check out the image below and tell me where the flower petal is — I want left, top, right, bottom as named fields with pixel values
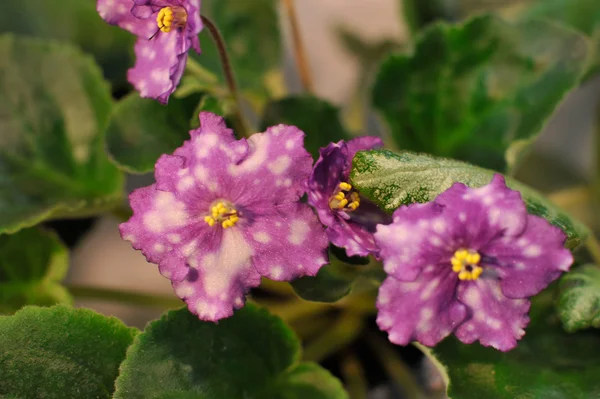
left=128, top=31, right=186, bottom=103
left=455, top=278, right=530, bottom=351
left=98, top=0, right=153, bottom=36
left=375, top=202, right=454, bottom=281
left=173, top=228, right=262, bottom=321
left=435, top=175, right=528, bottom=248
left=120, top=184, right=216, bottom=281
left=308, top=137, right=385, bottom=257
left=483, top=214, right=573, bottom=298
left=244, top=203, right=329, bottom=281
left=377, top=269, right=467, bottom=347
left=346, top=136, right=383, bottom=160
left=228, top=125, right=313, bottom=207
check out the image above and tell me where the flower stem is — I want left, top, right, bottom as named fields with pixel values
left=281, top=0, right=314, bottom=93
left=200, top=15, right=251, bottom=138
left=67, top=284, right=182, bottom=309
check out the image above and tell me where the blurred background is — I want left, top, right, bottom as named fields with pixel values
left=2, top=0, right=599, bottom=398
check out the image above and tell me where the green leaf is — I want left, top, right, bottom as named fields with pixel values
left=350, top=149, right=588, bottom=249
left=425, top=297, right=600, bottom=399
left=0, top=0, right=134, bottom=89
left=106, top=93, right=202, bottom=174
left=292, top=253, right=356, bottom=303
left=522, top=0, right=600, bottom=80
left=372, top=15, right=590, bottom=171
left=0, top=35, right=124, bottom=234
left=196, top=0, right=281, bottom=97
left=0, top=305, right=138, bottom=398
left=261, top=96, right=351, bottom=159
left=0, top=228, right=71, bottom=314
left=558, top=264, right=600, bottom=332
left=114, top=305, right=349, bottom=399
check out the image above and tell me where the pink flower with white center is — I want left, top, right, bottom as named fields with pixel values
left=120, top=112, right=329, bottom=321
left=97, top=0, right=202, bottom=103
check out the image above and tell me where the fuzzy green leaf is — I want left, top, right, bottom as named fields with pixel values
left=558, top=264, right=600, bottom=332
left=106, top=93, right=202, bottom=174
left=0, top=228, right=71, bottom=314
left=372, top=15, right=589, bottom=171
left=0, top=0, right=134, bottom=89
left=0, top=305, right=138, bottom=398
left=114, top=305, right=348, bottom=399
left=0, top=35, right=123, bottom=234
left=350, top=149, right=587, bottom=249
left=426, top=297, right=600, bottom=398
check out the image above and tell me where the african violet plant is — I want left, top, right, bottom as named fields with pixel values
left=1, top=0, right=600, bottom=398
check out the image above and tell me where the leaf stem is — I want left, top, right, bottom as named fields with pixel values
left=200, top=15, right=251, bottom=138
left=67, top=284, right=182, bottom=309
left=303, top=311, right=364, bottom=362
left=341, top=351, right=369, bottom=399
left=281, top=0, right=314, bottom=92
left=366, top=331, right=427, bottom=398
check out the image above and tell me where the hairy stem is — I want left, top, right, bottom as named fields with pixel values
left=201, top=15, right=251, bottom=137
left=281, top=0, right=314, bottom=92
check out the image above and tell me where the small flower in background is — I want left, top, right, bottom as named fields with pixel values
left=97, top=0, right=202, bottom=103
left=307, top=137, right=391, bottom=257
left=375, top=175, right=573, bottom=351
left=120, top=112, right=329, bottom=321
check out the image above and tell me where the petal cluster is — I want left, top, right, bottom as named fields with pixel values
left=375, top=175, right=573, bottom=351
left=97, top=0, right=202, bottom=103
left=120, top=112, right=329, bottom=321
left=307, top=137, right=390, bottom=257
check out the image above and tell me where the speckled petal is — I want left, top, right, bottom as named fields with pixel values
left=243, top=203, right=329, bottom=281
left=375, top=202, right=456, bottom=281
left=455, top=279, right=530, bottom=351
left=172, top=228, right=262, bottom=321
left=97, top=0, right=149, bottom=35
left=377, top=269, right=467, bottom=347
left=435, top=174, right=528, bottom=248
left=483, top=214, right=573, bottom=298
left=128, top=32, right=186, bottom=103
left=229, top=124, right=314, bottom=208
left=119, top=185, right=216, bottom=282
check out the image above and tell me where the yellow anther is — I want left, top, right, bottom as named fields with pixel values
left=334, top=192, right=346, bottom=201
left=337, top=199, right=349, bottom=209
left=348, top=201, right=360, bottom=211
left=204, top=216, right=216, bottom=227
left=206, top=201, right=239, bottom=229
left=451, top=249, right=483, bottom=281
left=465, top=252, right=481, bottom=265
left=350, top=192, right=360, bottom=202
left=339, top=182, right=352, bottom=191
left=155, top=6, right=188, bottom=34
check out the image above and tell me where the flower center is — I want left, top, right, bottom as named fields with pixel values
left=329, top=182, right=360, bottom=211
left=451, top=249, right=483, bottom=281
left=204, top=201, right=239, bottom=229
left=156, top=6, right=187, bottom=33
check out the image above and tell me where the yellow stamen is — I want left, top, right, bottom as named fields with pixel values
left=451, top=248, right=483, bottom=281
left=156, top=6, right=188, bottom=34
left=329, top=181, right=361, bottom=212
left=205, top=201, right=239, bottom=229
left=339, top=182, right=352, bottom=191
